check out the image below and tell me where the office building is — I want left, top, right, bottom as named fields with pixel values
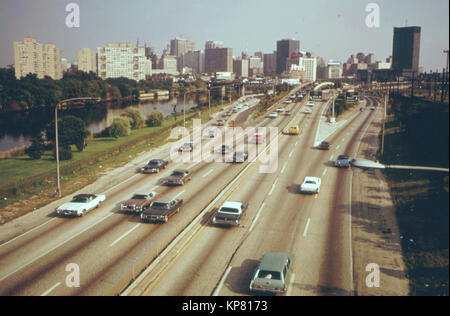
left=233, top=58, right=249, bottom=78
left=97, top=43, right=147, bottom=81
left=264, top=52, right=277, bottom=76
left=276, top=39, right=300, bottom=75
left=205, top=47, right=233, bottom=74
left=182, top=50, right=205, bottom=74
left=392, top=26, right=421, bottom=75
left=77, top=48, right=97, bottom=74
left=205, top=41, right=224, bottom=49
left=299, top=57, right=317, bottom=82
left=327, top=61, right=343, bottom=79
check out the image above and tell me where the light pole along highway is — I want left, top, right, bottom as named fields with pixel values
left=54, top=97, right=101, bottom=197
left=350, top=158, right=449, bottom=173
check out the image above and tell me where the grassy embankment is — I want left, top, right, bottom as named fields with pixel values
left=0, top=105, right=223, bottom=223
left=379, top=94, right=449, bottom=296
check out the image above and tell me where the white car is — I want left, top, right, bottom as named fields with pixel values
left=307, top=102, right=315, bottom=107
left=203, top=129, right=217, bottom=139
left=304, top=108, right=312, bottom=114
left=276, top=107, right=284, bottom=112
left=299, top=177, right=321, bottom=194
left=268, top=112, right=278, bottom=118
left=56, top=194, right=106, bottom=217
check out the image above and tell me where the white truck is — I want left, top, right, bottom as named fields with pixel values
left=212, top=201, right=248, bottom=227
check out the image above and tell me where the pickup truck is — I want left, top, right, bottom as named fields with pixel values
left=212, top=201, right=248, bottom=227
left=56, top=193, right=106, bottom=217
left=140, top=199, right=183, bottom=223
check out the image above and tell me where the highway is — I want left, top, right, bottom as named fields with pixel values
left=0, top=86, right=381, bottom=296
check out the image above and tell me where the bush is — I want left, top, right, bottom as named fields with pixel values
left=121, top=108, right=145, bottom=130
left=25, top=135, right=45, bottom=160
left=109, top=117, right=131, bottom=138
left=146, top=110, right=164, bottom=127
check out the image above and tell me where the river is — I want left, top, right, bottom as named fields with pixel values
left=0, top=96, right=201, bottom=152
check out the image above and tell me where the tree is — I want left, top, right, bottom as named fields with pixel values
left=146, top=110, right=163, bottom=127
left=25, top=133, right=46, bottom=160
left=46, top=115, right=90, bottom=153
left=108, top=117, right=131, bottom=138
left=121, top=108, right=145, bottom=130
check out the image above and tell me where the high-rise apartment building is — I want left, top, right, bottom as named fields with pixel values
left=327, top=61, right=343, bottom=79
left=78, top=48, right=97, bottom=74
left=13, top=37, right=63, bottom=80
left=97, top=43, right=148, bottom=81
left=392, top=26, right=421, bottom=75
left=205, top=47, right=233, bottom=74
left=276, top=39, right=300, bottom=75
left=299, top=57, right=317, bottom=82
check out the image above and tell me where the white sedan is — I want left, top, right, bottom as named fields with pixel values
left=56, top=194, right=106, bottom=217
left=268, top=112, right=278, bottom=118
left=299, top=177, right=321, bottom=194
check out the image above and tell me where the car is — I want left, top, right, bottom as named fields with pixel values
left=307, top=102, right=315, bottom=107
left=249, top=252, right=294, bottom=294
left=276, top=107, right=284, bottom=112
left=335, top=155, right=351, bottom=168
left=212, top=201, right=248, bottom=226
left=283, top=110, right=292, bottom=116
left=56, top=194, right=106, bottom=217
left=252, top=133, right=265, bottom=144
left=120, top=192, right=157, bottom=213
left=161, top=169, right=192, bottom=186
left=203, top=129, right=217, bottom=139
left=370, top=107, right=376, bottom=110
left=215, top=144, right=233, bottom=155
left=232, top=108, right=238, bottom=113
left=140, top=159, right=168, bottom=174
left=228, top=151, right=248, bottom=163
left=216, top=120, right=225, bottom=126
left=318, top=141, right=331, bottom=150
left=304, top=108, right=312, bottom=114
left=283, top=100, right=292, bottom=104
left=140, top=199, right=183, bottom=223
left=300, top=177, right=321, bottom=194
left=268, top=112, right=278, bottom=118
left=284, top=125, right=300, bottom=135
left=178, top=142, right=194, bottom=152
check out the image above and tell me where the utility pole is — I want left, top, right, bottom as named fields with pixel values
left=381, top=93, right=387, bottom=156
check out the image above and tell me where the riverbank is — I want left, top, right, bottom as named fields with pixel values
left=0, top=103, right=223, bottom=222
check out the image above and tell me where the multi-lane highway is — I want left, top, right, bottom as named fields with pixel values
left=0, top=87, right=381, bottom=296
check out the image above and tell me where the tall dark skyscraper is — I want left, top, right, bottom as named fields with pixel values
left=392, top=26, right=421, bottom=75
left=276, top=39, right=300, bottom=75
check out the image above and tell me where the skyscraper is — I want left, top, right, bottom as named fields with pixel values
left=204, top=47, right=233, bottom=74
left=392, top=26, right=421, bottom=75
left=78, top=48, right=97, bottom=74
left=276, top=39, right=300, bottom=75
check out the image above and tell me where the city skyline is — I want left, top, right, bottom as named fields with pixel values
left=0, top=0, right=449, bottom=72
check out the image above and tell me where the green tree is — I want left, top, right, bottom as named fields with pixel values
left=108, top=117, right=131, bottom=138
left=121, top=108, right=145, bottom=130
left=25, top=133, right=46, bottom=160
left=146, top=110, right=163, bottom=127
left=46, top=115, right=90, bottom=153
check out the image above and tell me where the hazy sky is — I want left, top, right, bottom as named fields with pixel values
left=0, top=0, right=448, bottom=71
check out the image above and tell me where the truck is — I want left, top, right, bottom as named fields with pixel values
left=212, top=201, right=248, bottom=227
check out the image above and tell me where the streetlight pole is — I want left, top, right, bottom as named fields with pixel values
left=55, top=103, right=61, bottom=197
left=183, top=92, right=186, bottom=128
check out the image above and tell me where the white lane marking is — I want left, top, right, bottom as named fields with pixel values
left=287, top=273, right=296, bottom=296
left=342, top=138, right=345, bottom=142
left=314, top=194, right=318, bottom=199
left=213, top=266, right=232, bottom=296
left=172, top=189, right=186, bottom=200
left=268, top=178, right=278, bottom=196
left=295, top=141, right=299, bottom=146
left=249, top=202, right=266, bottom=232
left=0, top=213, right=114, bottom=282
left=0, top=218, right=57, bottom=249
left=41, top=282, right=61, bottom=296
left=186, top=161, right=201, bottom=170
left=322, top=168, right=328, bottom=177
left=336, top=145, right=341, bottom=150
left=289, top=150, right=294, bottom=158
left=110, top=223, right=141, bottom=247
left=202, top=169, right=214, bottom=178
left=281, top=162, right=287, bottom=174
left=330, top=154, right=334, bottom=161
left=101, top=173, right=140, bottom=195
left=303, top=218, right=311, bottom=237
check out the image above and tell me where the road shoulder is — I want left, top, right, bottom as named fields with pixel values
left=351, top=105, right=410, bottom=296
